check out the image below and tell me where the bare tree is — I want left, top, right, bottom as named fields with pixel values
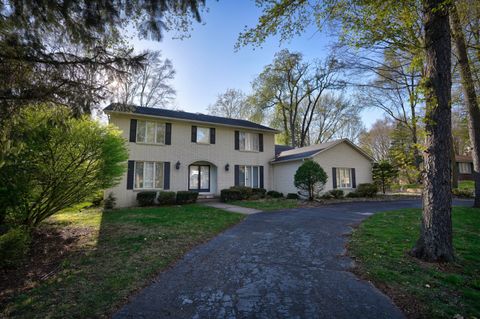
left=207, top=89, right=253, bottom=119
left=114, top=51, right=176, bottom=108
left=359, top=118, right=394, bottom=161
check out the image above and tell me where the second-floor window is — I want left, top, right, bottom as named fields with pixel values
left=136, top=120, right=165, bottom=144
left=239, top=132, right=259, bottom=152
left=196, top=127, right=210, bottom=144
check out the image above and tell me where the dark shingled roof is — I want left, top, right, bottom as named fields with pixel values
left=104, top=104, right=278, bottom=132
left=275, top=144, right=294, bottom=156
left=272, top=149, right=322, bottom=163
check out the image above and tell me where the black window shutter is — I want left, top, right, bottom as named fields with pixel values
left=351, top=168, right=356, bottom=188
left=129, top=119, right=137, bottom=142
left=234, top=165, right=240, bottom=186
left=164, top=162, right=170, bottom=190
left=259, top=134, right=264, bottom=152
left=332, top=167, right=337, bottom=189
left=234, top=131, right=239, bottom=150
left=165, top=123, right=172, bottom=145
left=191, top=126, right=197, bottom=143
left=210, top=128, right=216, bottom=144
left=260, top=166, right=264, bottom=188
left=471, top=162, right=475, bottom=174
left=127, top=160, right=134, bottom=189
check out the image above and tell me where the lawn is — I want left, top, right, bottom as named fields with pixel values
left=1, top=203, right=244, bottom=319
left=230, top=198, right=300, bottom=211
left=459, top=180, right=474, bottom=190
left=349, top=207, right=480, bottom=318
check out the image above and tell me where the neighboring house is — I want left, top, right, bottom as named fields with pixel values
left=104, top=105, right=373, bottom=207
left=456, top=155, right=474, bottom=181
left=104, top=105, right=278, bottom=207
left=271, top=139, right=374, bottom=195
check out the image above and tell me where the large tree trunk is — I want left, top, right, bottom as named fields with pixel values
left=411, top=0, right=454, bottom=262
left=450, top=4, right=480, bottom=208
left=451, top=135, right=458, bottom=189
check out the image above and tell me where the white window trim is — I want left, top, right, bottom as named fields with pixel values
left=136, top=120, right=166, bottom=145
left=134, top=161, right=164, bottom=190
left=239, top=131, right=260, bottom=152
left=196, top=126, right=211, bottom=145
left=336, top=167, right=353, bottom=189
left=239, top=165, right=261, bottom=188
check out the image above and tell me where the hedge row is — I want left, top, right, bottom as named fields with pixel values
left=220, top=187, right=290, bottom=202
left=136, top=191, right=199, bottom=206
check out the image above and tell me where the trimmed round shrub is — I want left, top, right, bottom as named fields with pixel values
left=286, top=193, right=299, bottom=199
left=136, top=191, right=157, bottom=206
left=0, top=227, right=31, bottom=269
left=356, top=183, right=378, bottom=197
left=329, top=189, right=344, bottom=199
left=104, top=193, right=116, bottom=209
left=158, top=191, right=176, bottom=205
left=251, top=188, right=267, bottom=199
left=346, top=191, right=360, bottom=198
left=267, top=190, right=284, bottom=198
left=452, top=188, right=473, bottom=198
left=176, top=191, right=199, bottom=204
left=229, top=186, right=253, bottom=200
left=221, top=189, right=242, bottom=202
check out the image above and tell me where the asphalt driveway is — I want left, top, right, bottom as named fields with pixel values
left=113, top=199, right=472, bottom=319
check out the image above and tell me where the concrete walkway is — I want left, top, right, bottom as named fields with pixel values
left=203, top=201, right=262, bottom=215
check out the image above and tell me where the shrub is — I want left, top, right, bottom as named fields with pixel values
left=356, top=183, right=378, bottom=197
left=229, top=186, right=253, bottom=199
left=221, top=189, right=243, bottom=202
left=136, top=191, right=157, bottom=206
left=294, top=160, right=327, bottom=200
left=286, top=193, right=299, bottom=199
left=321, top=193, right=334, bottom=199
left=176, top=191, right=199, bottom=204
left=329, top=189, right=344, bottom=199
left=157, top=191, right=177, bottom=205
left=346, top=191, right=360, bottom=198
left=251, top=188, right=267, bottom=199
left=267, top=190, right=284, bottom=198
left=90, top=191, right=104, bottom=207
left=372, top=160, right=398, bottom=194
left=104, top=193, right=116, bottom=209
left=452, top=188, right=473, bottom=198
left=0, top=227, right=31, bottom=268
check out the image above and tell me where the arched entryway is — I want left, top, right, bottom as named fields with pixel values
left=188, top=161, right=217, bottom=195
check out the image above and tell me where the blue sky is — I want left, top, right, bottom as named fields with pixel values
left=130, top=1, right=383, bottom=128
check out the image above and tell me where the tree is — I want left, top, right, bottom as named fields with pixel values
left=207, top=89, right=253, bottom=119
left=114, top=51, right=176, bottom=108
left=372, top=160, right=398, bottom=194
left=294, top=160, right=328, bottom=201
left=389, top=122, right=421, bottom=184
left=250, top=49, right=343, bottom=147
left=359, top=118, right=394, bottom=161
left=0, top=105, right=128, bottom=228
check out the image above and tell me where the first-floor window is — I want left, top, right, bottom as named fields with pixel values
left=459, top=162, right=472, bottom=174
left=239, top=165, right=260, bottom=187
left=135, top=161, right=164, bottom=189
left=336, top=168, right=352, bottom=188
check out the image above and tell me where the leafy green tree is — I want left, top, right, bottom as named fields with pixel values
left=0, top=105, right=128, bottom=228
left=372, top=161, right=398, bottom=194
left=294, top=160, right=328, bottom=200
left=389, top=122, right=421, bottom=184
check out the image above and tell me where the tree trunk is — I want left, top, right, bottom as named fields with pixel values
left=451, top=135, right=458, bottom=189
left=411, top=0, right=454, bottom=262
left=450, top=4, right=480, bottom=208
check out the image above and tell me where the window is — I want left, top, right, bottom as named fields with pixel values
left=239, top=132, right=259, bottom=151
left=459, top=162, right=472, bottom=174
left=134, top=161, right=164, bottom=189
left=239, top=165, right=260, bottom=187
left=336, top=168, right=352, bottom=188
left=196, top=127, right=210, bottom=144
left=136, top=120, right=165, bottom=144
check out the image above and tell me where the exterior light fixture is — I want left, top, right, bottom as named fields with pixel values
left=175, top=161, right=181, bottom=170
left=225, top=163, right=230, bottom=171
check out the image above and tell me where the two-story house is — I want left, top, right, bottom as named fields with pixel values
left=104, top=105, right=278, bottom=207
left=105, top=105, right=374, bottom=208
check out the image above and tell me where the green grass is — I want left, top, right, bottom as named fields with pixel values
left=459, top=180, right=474, bottom=190
left=2, top=204, right=244, bottom=318
left=230, top=198, right=300, bottom=211
left=349, top=206, right=480, bottom=318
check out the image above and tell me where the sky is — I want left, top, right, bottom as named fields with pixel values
left=129, top=1, right=384, bottom=129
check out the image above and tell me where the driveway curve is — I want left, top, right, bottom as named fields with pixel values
left=113, top=199, right=472, bottom=319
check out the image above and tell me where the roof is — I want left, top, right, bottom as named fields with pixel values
left=271, top=139, right=373, bottom=164
left=455, top=154, right=473, bottom=162
left=275, top=144, right=294, bottom=156
left=104, top=104, right=278, bottom=132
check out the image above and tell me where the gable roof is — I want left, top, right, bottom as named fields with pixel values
left=275, top=144, right=294, bottom=156
left=104, top=104, right=278, bottom=132
left=271, top=139, right=373, bottom=164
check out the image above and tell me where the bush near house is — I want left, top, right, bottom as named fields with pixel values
left=355, top=183, right=378, bottom=197
left=252, top=187, right=267, bottom=199
left=452, top=188, right=474, bottom=198
left=157, top=191, right=177, bottom=205
left=220, top=187, right=267, bottom=202
left=267, top=190, right=284, bottom=198
left=176, top=191, right=199, bottom=204
left=328, top=189, right=344, bottom=199
left=221, top=189, right=243, bottom=202
left=294, top=160, right=327, bottom=201
left=286, top=193, right=299, bottom=199
left=136, top=191, right=157, bottom=206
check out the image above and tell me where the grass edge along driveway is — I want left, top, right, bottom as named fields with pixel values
left=1, top=204, right=244, bottom=319
left=349, top=206, right=480, bottom=319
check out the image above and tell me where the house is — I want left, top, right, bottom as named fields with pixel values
left=271, top=139, right=374, bottom=195
left=104, top=105, right=373, bottom=207
left=456, top=155, right=474, bottom=181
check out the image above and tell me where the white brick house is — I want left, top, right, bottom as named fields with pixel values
left=104, top=105, right=373, bottom=207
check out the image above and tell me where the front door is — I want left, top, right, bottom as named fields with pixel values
left=189, top=165, right=210, bottom=192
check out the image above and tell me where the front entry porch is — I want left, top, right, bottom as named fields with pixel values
left=188, top=161, right=217, bottom=198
